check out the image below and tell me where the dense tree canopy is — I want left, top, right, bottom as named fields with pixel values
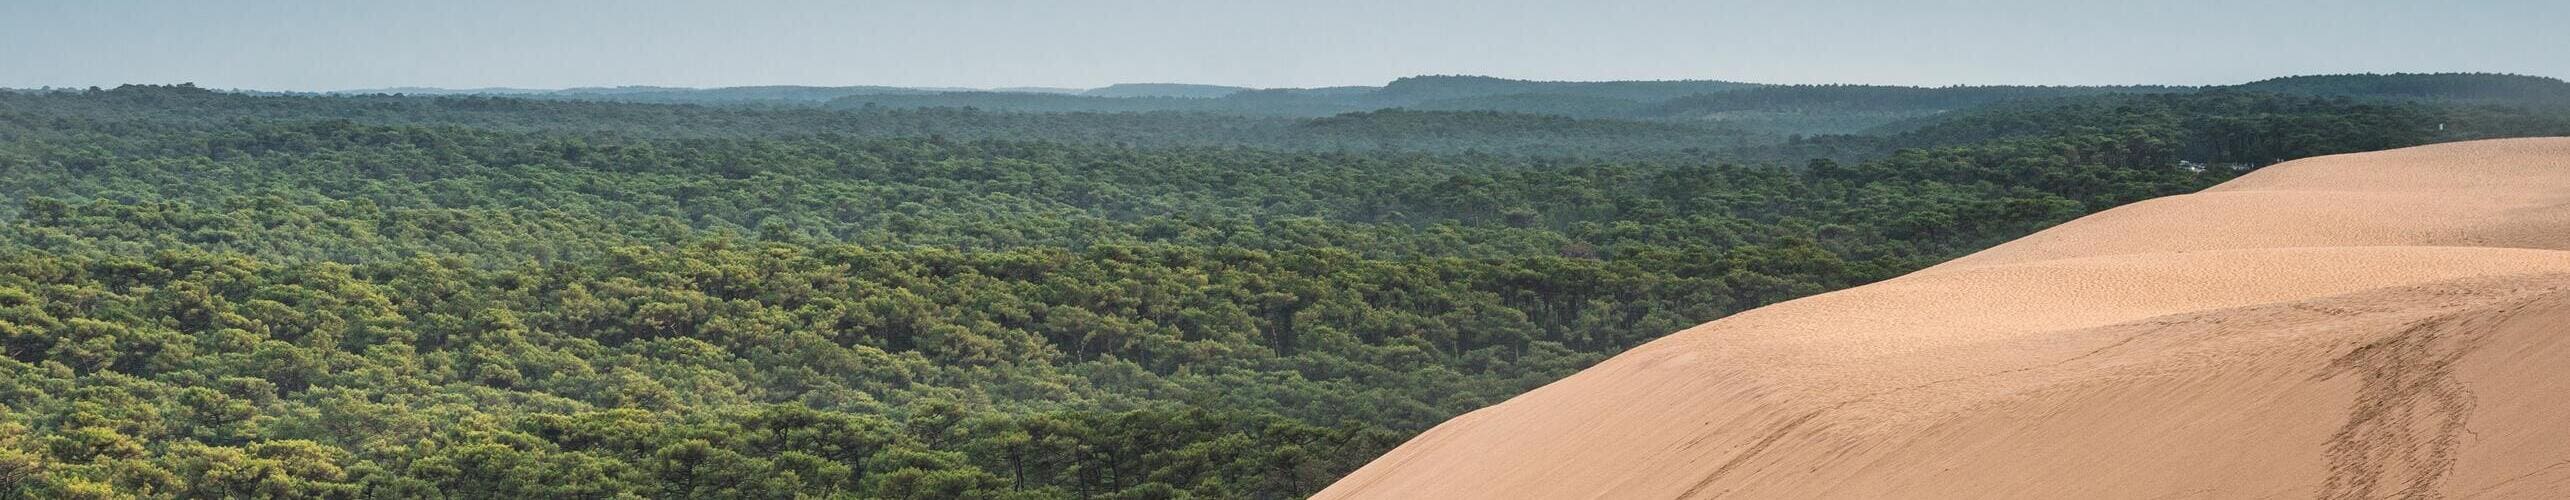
left=0, top=81, right=2560, bottom=498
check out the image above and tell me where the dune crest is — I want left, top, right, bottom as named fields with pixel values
left=1318, top=138, right=2570, bottom=499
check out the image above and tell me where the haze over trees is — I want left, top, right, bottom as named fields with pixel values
left=0, top=74, right=2564, bottom=498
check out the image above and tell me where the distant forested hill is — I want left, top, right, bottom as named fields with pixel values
left=818, top=76, right=2192, bottom=135
left=319, top=73, right=2569, bottom=139
left=822, top=76, right=2226, bottom=135
left=338, top=85, right=941, bottom=103
left=4, top=85, right=1755, bottom=157
left=823, top=76, right=1768, bottom=118
left=1080, top=83, right=1251, bottom=98
left=1648, top=84, right=2193, bottom=135
left=1369, top=75, right=1762, bottom=102
left=2230, top=73, right=2570, bottom=104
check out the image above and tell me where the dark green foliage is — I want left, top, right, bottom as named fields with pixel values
left=300, top=72, right=2565, bottom=141
left=1396, top=94, right=1647, bottom=119
left=2230, top=73, right=2570, bottom=105
left=1650, top=84, right=2189, bottom=136
left=0, top=79, right=2557, bottom=498
left=1657, top=85, right=2183, bottom=115
left=5, top=84, right=1744, bottom=158
left=1821, top=90, right=2570, bottom=167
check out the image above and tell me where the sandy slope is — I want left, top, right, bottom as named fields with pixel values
left=1317, top=138, right=2570, bottom=499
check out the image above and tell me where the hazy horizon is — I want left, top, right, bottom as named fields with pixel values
left=32, top=71, right=2570, bottom=95
left=6, top=0, right=2566, bottom=91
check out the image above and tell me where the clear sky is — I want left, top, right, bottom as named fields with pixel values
left=4, top=0, right=2562, bottom=91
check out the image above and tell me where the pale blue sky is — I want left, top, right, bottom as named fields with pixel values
left=3, top=0, right=2561, bottom=90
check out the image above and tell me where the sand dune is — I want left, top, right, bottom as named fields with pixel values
left=1317, top=138, right=2570, bottom=499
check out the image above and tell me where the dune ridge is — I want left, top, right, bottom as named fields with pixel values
left=1317, top=138, right=2570, bottom=499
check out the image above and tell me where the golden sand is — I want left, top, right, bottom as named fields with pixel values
left=1318, top=138, right=2570, bottom=499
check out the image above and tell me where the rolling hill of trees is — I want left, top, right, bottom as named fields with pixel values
left=2230, top=73, right=2570, bottom=104
left=0, top=77, right=2563, bottom=498
left=8, top=85, right=1758, bottom=157
left=1080, top=84, right=1251, bottom=99
left=315, top=73, right=2566, bottom=139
